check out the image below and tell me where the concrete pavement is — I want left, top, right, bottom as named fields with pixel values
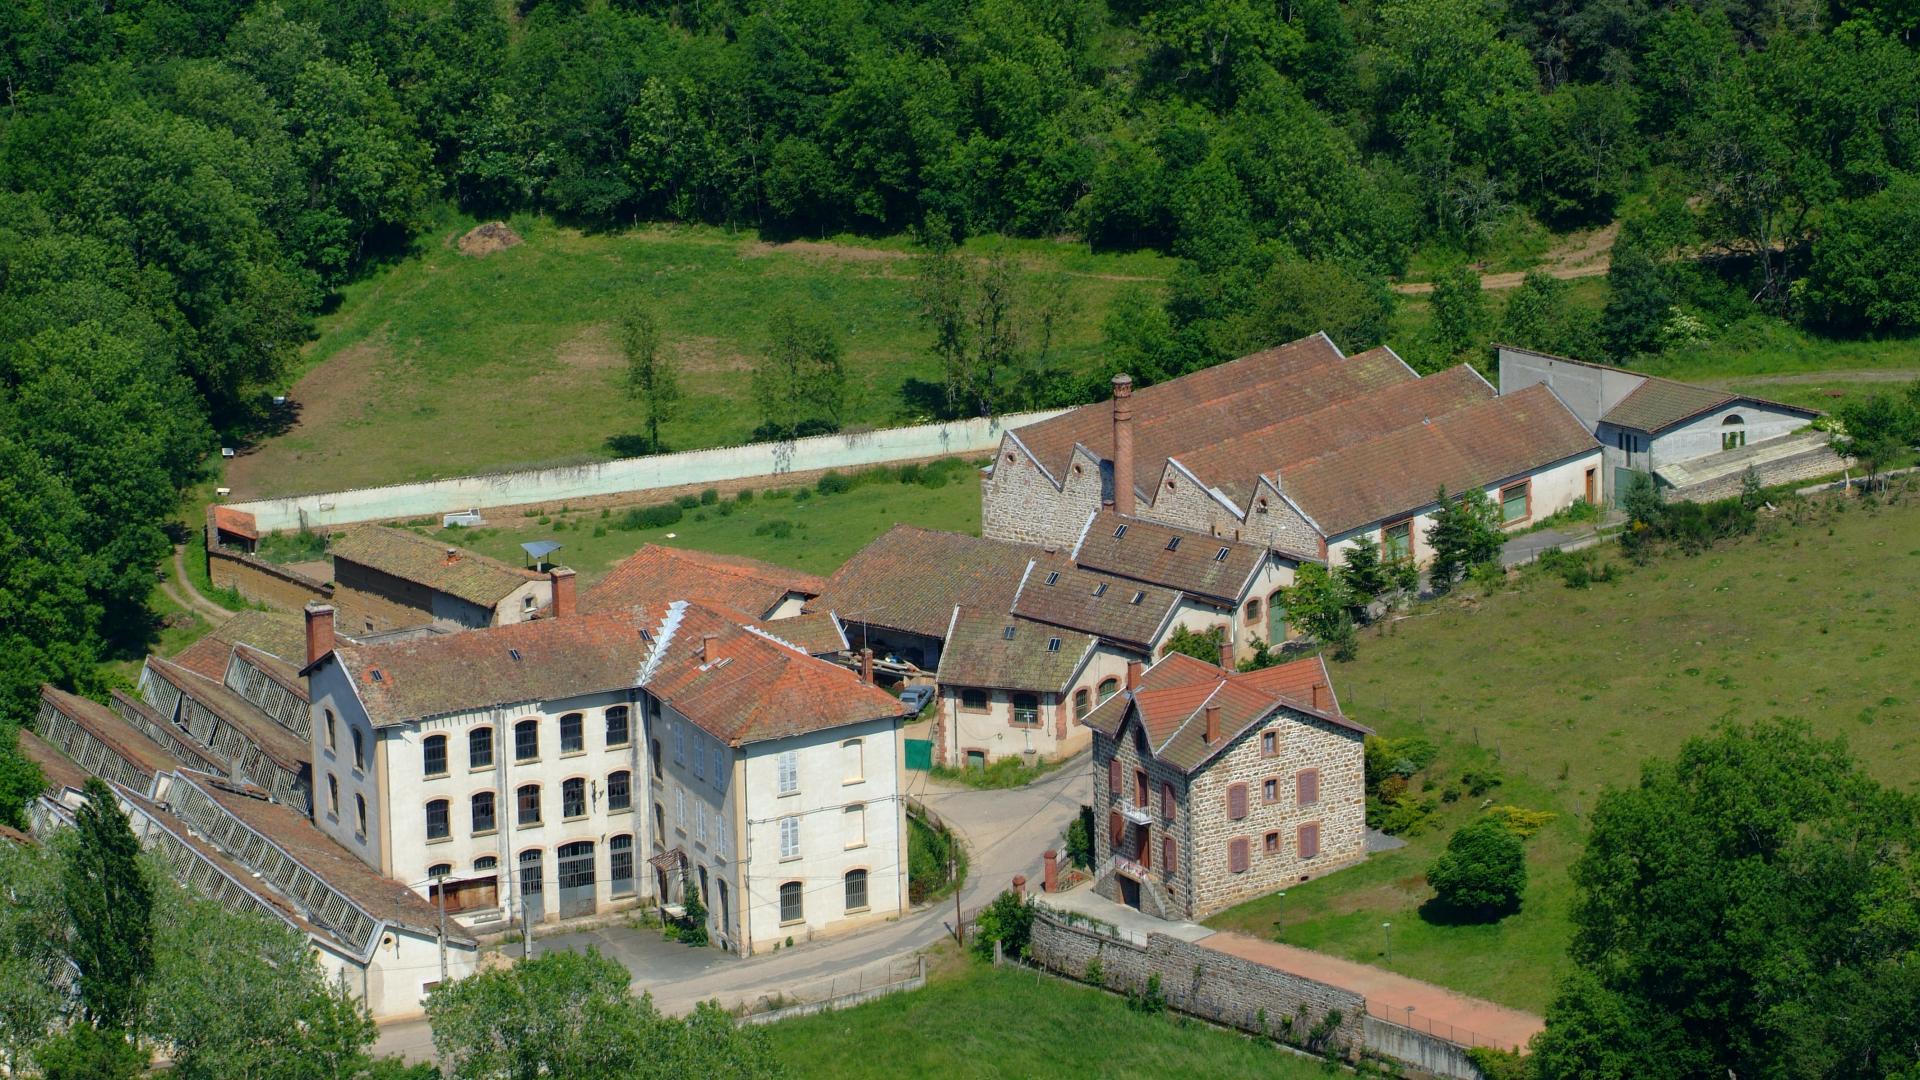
left=373, top=757, right=1091, bottom=1060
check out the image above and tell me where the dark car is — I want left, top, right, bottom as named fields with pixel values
left=897, top=684, right=935, bottom=714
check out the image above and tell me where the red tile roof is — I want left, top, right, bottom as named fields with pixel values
left=752, top=611, right=848, bottom=656
left=1081, top=653, right=1364, bottom=774
left=1281, top=384, right=1600, bottom=535
left=810, top=526, right=1039, bottom=640
left=212, top=506, right=259, bottom=541
left=585, top=544, right=825, bottom=619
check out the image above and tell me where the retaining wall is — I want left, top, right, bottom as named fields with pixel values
left=1669, top=444, right=1846, bottom=503
left=1364, top=1015, right=1486, bottom=1080
left=207, top=549, right=331, bottom=610
left=226, top=410, right=1064, bottom=532
left=1027, top=911, right=1365, bottom=1054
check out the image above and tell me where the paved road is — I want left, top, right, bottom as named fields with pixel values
left=373, top=758, right=1091, bottom=1060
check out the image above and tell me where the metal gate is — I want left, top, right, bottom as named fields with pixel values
left=904, top=738, right=932, bottom=771
left=558, top=841, right=597, bottom=919
left=519, top=850, right=545, bottom=922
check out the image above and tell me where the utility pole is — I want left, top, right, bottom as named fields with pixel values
left=951, top=853, right=963, bottom=946
left=435, top=869, right=449, bottom=985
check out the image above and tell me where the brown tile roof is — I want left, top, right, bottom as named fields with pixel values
left=752, top=611, right=848, bottom=656
left=937, top=609, right=1098, bottom=692
left=642, top=603, right=908, bottom=745
left=38, top=685, right=180, bottom=780
left=186, top=775, right=472, bottom=942
left=328, top=525, right=541, bottom=608
left=1010, top=336, right=1414, bottom=484
left=230, top=644, right=308, bottom=702
left=1600, top=378, right=1737, bottom=433
left=1281, top=384, right=1600, bottom=536
left=108, top=690, right=231, bottom=775
left=172, top=610, right=312, bottom=679
left=585, top=544, right=825, bottom=619
left=1082, top=653, right=1365, bottom=774
left=1171, top=364, right=1496, bottom=506
left=212, top=506, right=259, bottom=541
left=143, top=658, right=313, bottom=771
left=170, top=636, right=236, bottom=682
left=810, top=526, right=1038, bottom=640
left=16, top=728, right=89, bottom=793
left=1008, top=557, right=1180, bottom=651
left=1072, top=512, right=1269, bottom=605
left=333, top=607, right=660, bottom=727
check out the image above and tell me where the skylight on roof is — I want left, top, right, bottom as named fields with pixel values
left=1165, top=537, right=1181, bottom=552
left=1003, top=625, right=1017, bottom=640
left=1044, top=571, right=1059, bottom=586
left=1047, top=637, right=1062, bottom=652
left=370, top=669, right=384, bottom=682
left=508, top=648, right=523, bottom=662
left=1093, top=582, right=1108, bottom=597
left=1113, top=524, right=1128, bottom=538
left=1130, top=591, right=1145, bottom=605
left=1214, top=547, right=1230, bottom=562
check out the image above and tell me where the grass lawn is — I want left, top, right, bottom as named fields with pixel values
left=1208, top=490, right=1920, bottom=1014
left=392, top=466, right=983, bottom=583
left=232, top=213, right=1168, bottom=498
left=763, top=956, right=1341, bottom=1079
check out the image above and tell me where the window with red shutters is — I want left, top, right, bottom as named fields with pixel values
left=1110, top=811, right=1124, bottom=850
left=1298, top=769, right=1320, bottom=806
left=1160, top=782, right=1176, bottom=821
left=1226, top=782, right=1248, bottom=820
left=1228, top=838, right=1250, bottom=873
left=1108, top=757, right=1121, bottom=795
left=1162, top=835, right=1175, bottom=871
left=1135, top=769, right=1148, bottom=807
left=1298, top=822, right=1321, bottom=859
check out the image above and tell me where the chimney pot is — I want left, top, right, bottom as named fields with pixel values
left=860, top=648, right=875, bottom=685
left=1204, top=703, right=1221, bottom=745
left=1111, top=374, right=1135, bottom=516
left=548, top=567, right=576, bottom=619
left=1125, top=660, right=1143, bottom=691
left=304, top=603, right=335, bottom=667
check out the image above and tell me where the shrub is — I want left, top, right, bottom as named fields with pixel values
left=679, top=881, right=709, bottom=947
left=971, top=889, right=1034, bottom=962
left=753, top=520, right=794, bottom=540
left=736, top=490, right=754, bottom=504
left=1426, top=817, right=1528, bottom=918
left=1486, top=804, right=1557, bottom=838
left=675, top=494, right=699, bottom=509
left=1466, top=1046, right=1532, bottom=1080
left=615, top=503, right=684, bottom=530
left=794, top=488, right=812, bottom=502
left=1084, top=956, right=1105, bottom=987
left=1066, top=805, right=1095, bottom=869
left=816, top=470, right=853, bottom=495
left=699, top=488, right=719, bottom=505
left=1129, top=972, right=1166, bottom=1014
left=895, top=462, right=922, bottom=485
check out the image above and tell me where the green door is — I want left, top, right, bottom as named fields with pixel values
left=904, top=739, right=932, bottom=771
left=1612, top=467, right=1644, bottom=507
left=1266, top=592, right=1287, bottom=643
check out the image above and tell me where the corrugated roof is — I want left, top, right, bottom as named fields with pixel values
left=1009, top=557, right=1180, bottom=651
left=1082, top=653, right=1365, bottom=774
left=810, top=526, right=1038, bottom=640
left=1073, top=512, right=1268, bottom=604
left=937, top=609, right=1097, bottom=692
left=1281, top=384, right=1600, bottom=535
left=329, top=526, right=541, bottom=608
left=585, top=544, right=826, bottom=619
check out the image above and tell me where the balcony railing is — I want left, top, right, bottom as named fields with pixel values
left=1121, top=804, right=1153, bottom=826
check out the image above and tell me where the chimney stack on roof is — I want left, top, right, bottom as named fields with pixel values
left=444, top=546, right=460, bottom=564
left=1111, top=374, right=1135, bottom=517
left=860, top=648, right=874, bottom=685
left=1125, top=660, right=1143, bottom=692
left=1217, top=637, right=1232, bottom=671
left=702, top=633, right=719, bottom=664
left=1310, top=683, right=1326, bottom=711
left=548, top=567, right=576, bottom=618
left=1204, top=703, right=1221, bottom=745
left=304, top=603, right=335, bottom=667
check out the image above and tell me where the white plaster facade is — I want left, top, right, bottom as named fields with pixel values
left=1322, top=449, right=1602, bottom=569
left=934, top=643, right=1133, bottom=767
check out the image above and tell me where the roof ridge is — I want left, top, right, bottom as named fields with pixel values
left=1157, top=678, right=1228, bottom=756
left=638, top=601, right=688, bottom=685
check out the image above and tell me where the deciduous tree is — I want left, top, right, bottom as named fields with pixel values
left=1425, top=816, right=1527, bottom=918
left=619, top=300, right=681, bottom=452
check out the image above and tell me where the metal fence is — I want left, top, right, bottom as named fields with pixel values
left=1365, top=998, right=1518, bottom=1052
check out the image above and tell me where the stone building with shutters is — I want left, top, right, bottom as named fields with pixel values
left=301, top=580, right=911, bottom=955
left=1082, top=651, right=1367, bottom=921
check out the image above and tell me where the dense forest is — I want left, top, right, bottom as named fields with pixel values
left=0, top=0, right=1917, bottom=817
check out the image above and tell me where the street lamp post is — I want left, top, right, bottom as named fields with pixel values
left=434, top=868, right=449, bottom=985
left=1271, top=891, right=1286, bottom=941
left=1382, top=921, right=1392, bottom=963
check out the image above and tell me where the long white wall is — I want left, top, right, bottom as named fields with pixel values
left=229, top=410, right=1067, bottom=533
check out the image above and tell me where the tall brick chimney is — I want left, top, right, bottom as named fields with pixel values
left=702, top=633, right=719, bottom=664
left=304, top=603, right=335, bottom=666
left=1111, top=374, right=1135, bottom=517
left=1310, top=683, right=1326, bottom=711
left=1203, top=703, right=1220, bottom=745
left=548, top=567, right=576, bottom=618
left=860, top=648, right=874, bottom=685
left=1125, top=660, right=1143, bottom=691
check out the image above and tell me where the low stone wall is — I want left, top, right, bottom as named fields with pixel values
left=1027, top=911, right=1365, bottom=1055
left=1670, top=444, right=1845, bottom=503
left=1365, top=1015, right=1485, bottom=1080
left=208, top=548, right=331, bottom=611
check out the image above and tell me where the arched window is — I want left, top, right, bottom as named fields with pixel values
left=1097, top=677, right=1120, bottom=703
left=607, top=770, right=632, bottom=812
left=426, top=799, right=450, bottom=840
left=605, top=706, right=630, bottom=748
left=845, top=869, right=869, bottom=912
left=354, top=794, right=367, bottom=836
left=469, top=727, right=493, bottom=770
left=428, top=862, right=451, bottom=878
left=562, top=778, right=587, bottom=819
left=423, top=734, right=448, bottom=777
left=1011, top=694, right=1039, bottom=725
left=779, top=881, right=804, bottom=924
left=326, top=774, right=339, bottom=815
left=514, top=719, right=539, bottom=762
left=474, top=855, right=497, bottom=871
left=609, top=835, right=635, bottom=895
left=560, top=712, right=584, bottom=754
left=471, top=791, right=496, bottom=833
left=844, top=803, right=866, bottom=848
left=1723, top=414, right=1746, bottom=426
left=517, top=784, right=541, bottom=825
left=351, top=728, right=366, bottom=771
left=1722, top=414, right=1747, bottom=450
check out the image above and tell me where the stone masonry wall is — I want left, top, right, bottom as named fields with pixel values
left=980, top=438, right=1106, bottom=548
left=1187, top=711, right=1366, bottom=919
left=1093, top=726, right=1195, bottom=918
left=207, top=548, right=332, bottom=611
left=1669, top=444, right=1845, bottom=503
left=1029, top=911, right=1365, bottom=1054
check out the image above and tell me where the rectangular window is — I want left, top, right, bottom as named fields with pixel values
left=1108, top=757, right=1121, bottom=796
left=517, top=785, right=541, bottom=826
left=1226, top=783, right=1248, bottom=820
left=844, top=739, right=863, bottom=783
left=779, top=815, right=800, bottom=859
left=1264, top=830, right=1281, bottom=855
left=711, top=745, right=724, bottom=785
left=469, top=728, right=493, bottom=770
left=1109, top=810, right=1123, bottom=851
left=514, top=721, right=538, bottom=762
left=675, top=787, right=685, bottom=831
left=562, top=778, right=586, bottom=819
left=1298, top=822, right=1321, bottom=859
left=960, top=689, right=989, bottom=712
left=605, top=706, right=630, bottom=747
left=693, top=735, right=705, bottom=780
left=674, top=724, right=685, bottom=764
left=1134, top=769, right=1148, bottom=808
left=1228, top=837, right=1250, bottom=873
left=1298, top=769, right=1320, bottom=806
left=1500, top=481, right=1530, bottom=524
left=1383, top=519, right=1413, bottom=562
left=696, top=804, right=707, bottom=846
left=845, top=803, right=866, bottom=848
left=777, top=751, right=798, bottom=795
left=1160, top=782, right=1176, bottom=821
left=610, top=835, right=634, bottom=895
left=1262, top=777, right=1279, bottom=803
left=560, top=713, right=584, bottom=754
left=423, top=737, right=447, bottom=777
left=1161, top=835, right=1175, bottom=871
left=1261, top=731, right=1278, bottom=757
left=608, top=771, right=631, bottom=812
left=471, top=792, right=496, bottom=833
left=426, top=800, right=449, bottom=841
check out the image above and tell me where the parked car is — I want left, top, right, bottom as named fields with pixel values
left=897, top=684, right=934, bottom=714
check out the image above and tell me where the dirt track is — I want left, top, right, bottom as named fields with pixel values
left=1394, top=223, right=1617, bottom=295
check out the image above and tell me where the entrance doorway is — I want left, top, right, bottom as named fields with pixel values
left=558, top=841, right=597, bottom=918
left=519, top=849, right=545, bottom=922
left=1118, top=875, right=1141, bottom=910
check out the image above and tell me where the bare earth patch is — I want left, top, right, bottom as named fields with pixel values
left=458, top=221, right=523, bottom=257
left=224, top=336, right=390, bottom=499
left=1396, top=222, right=1619, bottom=295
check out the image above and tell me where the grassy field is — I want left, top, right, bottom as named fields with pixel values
left=232, top=214, right=1168, bottom=498
left=764, top=956, right=1341, bottom=1079
left=1208, top=488, right=1920, bottom=1013
left=383, top=464, right=983, bottom=583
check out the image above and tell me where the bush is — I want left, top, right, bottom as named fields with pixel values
left=752, top=520, right=795, bottom=540
left=736, top=490, right=754, bottom=504
left=816, top=470, right=853, bottom=495
left=907, top=814, right=964, bottom=904
left=675, top=494, right=699, bottom=509
left=679, top=881, right=709, bottom=947
left=971, top=889, right=1034, bottom=962
left=615, top=503, right=684, bottom=531
left=699, top=488, right=719, bottom=505
left=1066, top=805, right=1095, bottom=870
left=1426, top=817, right=1528, bottom=918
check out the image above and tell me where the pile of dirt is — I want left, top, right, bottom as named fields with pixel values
left=458, top=221, right=523, bottom=257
